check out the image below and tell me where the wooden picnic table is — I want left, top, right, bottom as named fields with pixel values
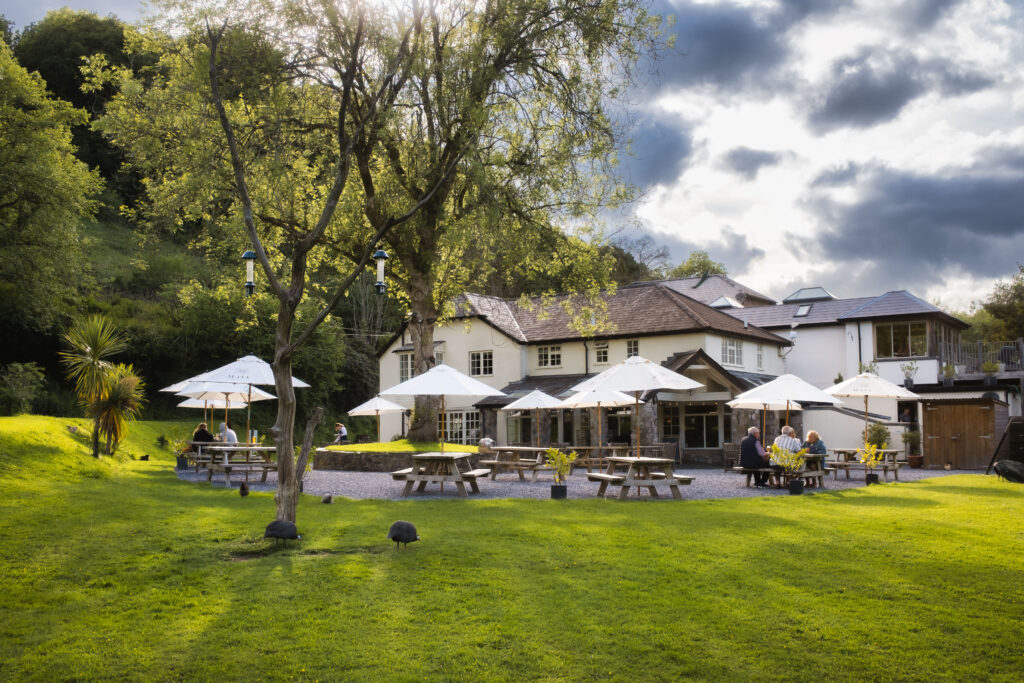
left=204, top=445, right=278, bottom=486
left=569, top=444, right=665, bottom=473
left=587, top=456, right=693, bottom=500
left=391, top=452, right=490, bottom=498
left=479, top=446, right=548, bottom=481
left=828, top=448, right=904, bottom=481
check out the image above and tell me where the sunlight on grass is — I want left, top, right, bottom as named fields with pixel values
left=322, top=439, right=478, bottom=453
left=1, top=416, right=1022, bottom=680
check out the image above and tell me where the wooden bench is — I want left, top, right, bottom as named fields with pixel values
left=480, top=454, right=546, bottom=481
left=460, top=468, right=492, bottom=480
left=586, top=472, right=626, bottom=497
left=827, top=462, right=902, bottom=481
left=391, top=467, right=415, bottom=481
left=672, top=475, right=695, bottom=485
left=731, top=466, right=780, bottom=487
left=207, top=461, right=277, bottom=486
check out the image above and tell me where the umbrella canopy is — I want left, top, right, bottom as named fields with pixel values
left=728, top=373, right=843, bottom=442
left=501, top=390, right=570, bottom=448
left=380, top=364, right=505, bottom=451
left=177, top=397, right=248, bottom=410
left=825, top=373, right=920, bottom=443
left=347, top=396, right=408, bottom=442
left=569, top=356, right=703, bottom=458
left=348, top=396, right=408, bottom=416
left=558, top=388, right=638, bottom=453
left=199, top=354, right=310, bottom=388
left=175, top=381, right=276, bottom=403
left=570, top=355, right=704, bottom=394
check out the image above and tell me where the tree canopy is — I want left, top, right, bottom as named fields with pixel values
left=667, top=249, right=728, bottom=279
left=982, top=264, right=1024, bottom=339
left=0, top=41, right=101, bottom=334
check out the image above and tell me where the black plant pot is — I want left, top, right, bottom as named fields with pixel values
left=788, top=479, right=804, bottom=495
left=983, top=375, right=996, bottom=386
left=175, top=455, right=188, bottom=471
left=551, top=484, right=568, bottom=499
left=942, top=378, right=954, bottom=387
left=866, top=473, right=880, bottom=485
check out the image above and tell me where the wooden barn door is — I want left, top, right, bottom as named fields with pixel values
left=923, top=402, right=996, bottom=469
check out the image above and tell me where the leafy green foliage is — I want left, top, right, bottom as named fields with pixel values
left=667, top=249, right=728, bottom=278
left=544, top=447, right=578, bottom=484
left=769, top=444, right=806, bottom=473
left=1, top=416, right=1023, bottom=680
left=91, top=363, right=146, bottom=454
left=0, top=41, right=101, bottom=332
left=0, top=362, right=45, bottom=415
left=983, top=263, right=1024, bottom=338
left=863, top=423, right=891, bottom=450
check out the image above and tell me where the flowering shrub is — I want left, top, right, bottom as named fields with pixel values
left=858, top=441, right=888, bottom=470
left=769, top=444, right=807, bottom=473
left=544, top=448, right=578, bottom=484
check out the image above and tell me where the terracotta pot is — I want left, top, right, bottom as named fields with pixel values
left=907, top=454, right=924, bottom=469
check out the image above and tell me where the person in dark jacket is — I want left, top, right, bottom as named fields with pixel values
left=191, top=422, right=215, bottom=446
left=740, top=426, right=772, bottom=487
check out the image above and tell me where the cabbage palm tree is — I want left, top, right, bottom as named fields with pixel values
left=93, top=364, right=146, bottom=455
left=59, top=315, right=128, bottom=457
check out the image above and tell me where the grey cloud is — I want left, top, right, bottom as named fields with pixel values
left=895, top=0, right=963, bottom=30
left=659, top=227, right=766, bottom=272
left=808, top=50, right=925, bottom=132
left=653, top=0, right=788, bottom=90
left=804, top=160, right=1024, bottom=294
left=810, top=162, right=863, bottom=187
left=620, top=115, right=694, bottom=187
left=808, top=49, right=993, bottom=133
left=721, top=147, right=784, bottom=180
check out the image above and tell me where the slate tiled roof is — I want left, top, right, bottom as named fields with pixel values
left=724, top=296, right=875, bottom=328
left=725, top=290, right=968, bottom=329
left=508, top=283, right=788, bottom=345
left=451, top=293, right=527, bottom=342
left=475, top=374, right=589, bottom=407
left=651, top=274, right=776, bottom=307
left=837, top=290, right=966, bottom=327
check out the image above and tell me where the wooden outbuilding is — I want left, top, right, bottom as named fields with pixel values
left=921, top=396, right=1009, bottom=469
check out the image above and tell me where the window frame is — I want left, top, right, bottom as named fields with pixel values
left=595, top=342, right=608, bottom=364
left=398, top=352, right=414, bottom=382
left=721, top=338, right=743, bottom=366
left=537, top=345, right=562, bottom=368
left=626, top=339, right=639, bottom=358
left=875, top=321, right=929, bottom=359
left=469, top=350, right=493, bottom=377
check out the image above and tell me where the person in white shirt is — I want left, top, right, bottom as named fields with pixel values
left=219, top=422, right=238, bottom=444
left=773, top=425, right=801, bottom=452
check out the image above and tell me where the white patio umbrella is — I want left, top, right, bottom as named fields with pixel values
left=380, top=364, right=505, bottom=452
left=347, top=396, right=408, bottom=443
left=195, top=355, right=310, bottom=442
left=177, top=397, right=248, bottom=410
left=728, top=374, right=844, bottom=437
left=558, top=388, right=640, bottom=454
left=175, top=381, right=276, bottom=437
left=570, top=356, right=704, bottom=458
left=500, top=390, right=564, bottom=448
left=824, top=373, right=919, bottom=443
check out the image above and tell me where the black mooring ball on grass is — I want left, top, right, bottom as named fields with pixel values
left=387, top=520, right=420, bottom=550
left=322, top=494, right=333, bottom=504
left=264, top=519, right=300, bottom=542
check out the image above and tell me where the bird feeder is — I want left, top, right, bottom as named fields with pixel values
left=241, top=249, right=257, bottom=296
left=373, top=248, right=389, bottom=295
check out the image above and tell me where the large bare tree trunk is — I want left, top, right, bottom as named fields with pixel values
left=406, top=270, right=440, bottom=442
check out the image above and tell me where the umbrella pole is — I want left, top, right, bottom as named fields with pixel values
left=761, top=405, right=767, bottom=447
left=246, top=385, right=252, bottom=443
left=634, top=393, right=641, bottom=459
left=598, top=403, right=603, bottom=459
left=785, top=400, right=790, bottom=428
left=863, top=396, right=869, bottom=446
left=376, top=411, right=381, bottom=443
left=440, top=395, right=446, bottom=453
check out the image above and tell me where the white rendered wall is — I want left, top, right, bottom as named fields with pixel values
left=778, top=326, right=847, bottom=388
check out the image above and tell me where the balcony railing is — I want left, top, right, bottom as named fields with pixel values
left=938, top=339, right=1024, bottom=374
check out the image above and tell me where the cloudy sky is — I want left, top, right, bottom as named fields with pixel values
left=4, top=0, right=1023, bottom=309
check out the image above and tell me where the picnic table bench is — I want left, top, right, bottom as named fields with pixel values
left=206, top=461, right=278, bottom=486
left=478, top=447, right=548, bottom=481
left=829, top=448, right=904, bottom=481
left=395, top=453, right=489, bottom=497
left=590, top=457, right=693, bottom=499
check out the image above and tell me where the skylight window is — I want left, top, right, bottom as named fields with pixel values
left=795, top=304, right=811, bottom=317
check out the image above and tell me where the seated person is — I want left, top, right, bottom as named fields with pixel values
left=801, top=430, right=827, bottom=456
left=191, top=422, right=215, bottom=448
left=219, top=422, right=238, bottom=444
left=739, top=426, right=772, bottom=487
left=478, top=436, right=496, bottom=454
left=331, top=422, right=348, bottom=444
left=773, top=425, right=802, bottom=452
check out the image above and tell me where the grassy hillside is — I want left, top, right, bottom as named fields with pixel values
left=1, top=416, right=1022, bottom=680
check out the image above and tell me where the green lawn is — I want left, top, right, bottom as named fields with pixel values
left=1, top=416, right=1022, bottom=680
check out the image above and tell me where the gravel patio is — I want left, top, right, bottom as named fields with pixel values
left=177, top=464, right=973, bottom=501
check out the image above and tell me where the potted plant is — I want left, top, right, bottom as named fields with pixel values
left=172, top=438, right=190, bottom=471
left=981, top=360, right=999, bottom=385
left=770, top=444, right=808, bottom=495
left=942, top=363, right=956, bottom=387
left=858, top=441, right=886, bottom=484
left=544, top=447, right=578, bottom=499
left=899, top=361, right=918, bottom=389
left=901, top=430, right=922, bottom=468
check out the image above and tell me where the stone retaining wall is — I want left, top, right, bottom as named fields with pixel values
left=313, top=449, right=481, bottom=472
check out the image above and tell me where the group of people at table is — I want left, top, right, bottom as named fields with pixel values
left=739, top=425, right=827, bottom=487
